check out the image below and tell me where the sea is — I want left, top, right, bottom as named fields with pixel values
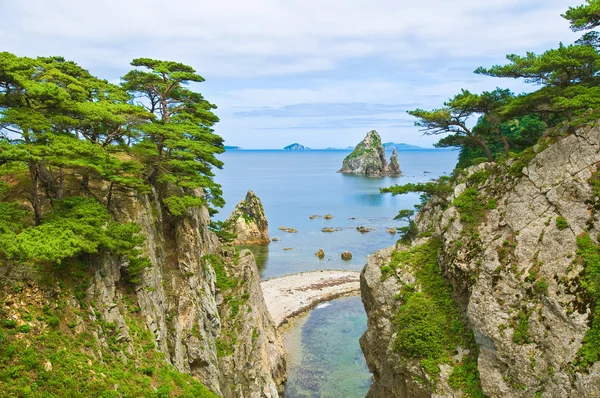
left=214, top=149, right=458, bottom=397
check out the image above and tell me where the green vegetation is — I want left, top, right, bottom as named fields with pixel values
left=0, top=281, right=217, bottom=397
left=556, top=216, right=570, bottom=230
left=0, top=52, right=224, bottom=269
left=512, top=309, right=532, bottom=345
left=452, top=188, right=494, bottom=233
left=388, top=240, right=483, bottom=396
left=574, top=233, right=600, bottom=369
left=345, top=130, right=382, bottom=159
left=381, top=178, right=454, bottom=206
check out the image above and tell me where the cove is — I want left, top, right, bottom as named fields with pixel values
left=282, top=296, right=371, bottom=398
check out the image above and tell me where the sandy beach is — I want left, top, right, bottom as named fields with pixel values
left=261, top=270, right=361, bottom=327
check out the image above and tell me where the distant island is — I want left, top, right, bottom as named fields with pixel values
left=284, top=143, right=310, bottom=150
left=325, top=146, right=356, bottom=150
left=224, top=145, right=243, bottom=151
left=382, top=142, right=422, bottom=150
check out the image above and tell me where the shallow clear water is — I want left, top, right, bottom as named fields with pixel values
left=282, top=296, right=372, bottom=398
left=214, top=149, right=457, bottom=397
left=215, top=149, right=458, bottom=279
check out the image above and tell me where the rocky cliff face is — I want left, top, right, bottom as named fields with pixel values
left=0, top=187, right=285, bottom=397
left=339, top=130, right=401, bottom=176
left=226, top=190, right=270, bottom=245
left=361, top=125, right=600, bottom=397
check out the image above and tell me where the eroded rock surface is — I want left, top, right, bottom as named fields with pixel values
left=361, top=125, right=600, bottom=397
left=339, top=130, right=401, bottom=176
left=226, top=190, right=270, bottom=245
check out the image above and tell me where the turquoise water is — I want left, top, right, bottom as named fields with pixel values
left=282, top=296, right=372, bottom=398
left=215, top=149, right=458, bottom=279
left=214, top=149, right=457, bottom=397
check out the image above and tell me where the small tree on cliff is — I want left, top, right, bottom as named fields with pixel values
left=408, top=90, right=495, bottom=162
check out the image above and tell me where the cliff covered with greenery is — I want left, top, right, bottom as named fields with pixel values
left=0, top=54, right=285, bottom=397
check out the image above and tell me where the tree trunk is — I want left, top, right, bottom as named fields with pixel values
left=57, top=166, right=65, bottom=200
left=28, top=162, right=42, bottom=226
left=106, top=181, right=114, bottom=211
left=478, top=139, right=494, bottom=163
left=494, top=127, right=511, bottom=157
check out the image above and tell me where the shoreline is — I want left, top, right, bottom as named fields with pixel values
left=260, top=270, right=361, bottom=328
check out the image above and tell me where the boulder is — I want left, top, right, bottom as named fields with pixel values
left=315, top=249, right=325, bottom=259
left=278, top=226, right=298, bottom=233
left=324, top=214, right=333, bottom=219
left=322, top=227, right=335, bottom=233
left=341, top=251, right=352, bottom=260
left=225, top=190, right=270, bottom=245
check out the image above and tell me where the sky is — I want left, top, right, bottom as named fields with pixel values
left=0, top=0, right=581, bottom=148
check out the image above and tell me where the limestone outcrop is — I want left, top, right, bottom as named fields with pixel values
left=226, top=190, right=270, bottom=245
left=361, top=124, right=600, bottom=397
left=339, top=130, right=401, bottom=176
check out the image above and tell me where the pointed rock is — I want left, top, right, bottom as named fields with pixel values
left=338, top=130, right=399, bottom=176
left=385, top=148, right=401, bottom=176
left=225, top=190, right=270, bottom=245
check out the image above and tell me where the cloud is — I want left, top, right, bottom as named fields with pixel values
left=233, top=103, right=417, bottom=117
left=0, top=0, right=582, bottom=147
left=256, top=117, right=415, bottom=130
left=1, top=0, right=579, bottom=78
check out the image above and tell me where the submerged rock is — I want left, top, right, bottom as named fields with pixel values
left=225, top=190, right=270, bottom=245
left=357, top=226, right=374, bottom=233
left=341, top=251, right=352, bottom=260
left=386, top=228, right=396, bottom=234
left=324, top=214, right=333, bottom=219
left=315, top=249, right=325, bottom=259
left=278, top=226, right=298, bottom=233
left=338, top=130, right=401, bottom=176
left=322, top=227, right=335, bottom=233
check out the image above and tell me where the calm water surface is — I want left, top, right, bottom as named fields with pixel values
left=214, top=149, right=457, bottom=397
left=215, top=149, right=458, bottom=279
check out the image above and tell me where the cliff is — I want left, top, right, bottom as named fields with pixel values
left=225, top=190, right=270, bottom=245
left=361, top=124, right=600, bottom=397
left=0, top=187, right=285, bottom=397
left=339, top=130, right=401, bottom=176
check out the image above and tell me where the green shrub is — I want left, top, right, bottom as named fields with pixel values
left=17, top=324, right=30, bottom=334
left=46, top=317, right=60, bottom=327
left=1, top=319, right=16, bottom=329
left=556, top=216, right=569, bottom=230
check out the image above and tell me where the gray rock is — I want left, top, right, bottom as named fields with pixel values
left=225, top=190, right=270, bottom=245
left=361, top=124, right=600, bottom=397
left=339, top=130, right=401, bottom=176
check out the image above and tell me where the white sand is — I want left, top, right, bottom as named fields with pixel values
left=261, top=270, right=361, bottom=327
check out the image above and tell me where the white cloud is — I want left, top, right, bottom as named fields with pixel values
left=0, top=0, right=583, bottom=147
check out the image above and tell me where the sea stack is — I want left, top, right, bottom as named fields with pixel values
left=338, top=130, right=401, bottom=176
left=225, top=190, right=270, bottom=245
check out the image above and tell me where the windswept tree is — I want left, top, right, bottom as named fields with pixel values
left=122, top=58, right=225, bottom=213
left=0, top=53, right=149, bottom=222
left=408, top=90, right=495, bottom=162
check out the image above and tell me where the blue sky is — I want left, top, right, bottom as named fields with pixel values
left=1, top=0, right=581, bottom=148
